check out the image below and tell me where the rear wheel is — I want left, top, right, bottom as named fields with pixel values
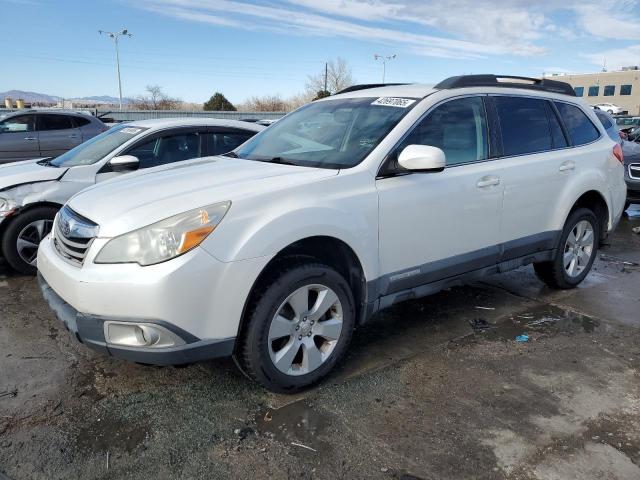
left=237, top=260, right=355, bottom=392
left=534, top=208, right=599, bottom=289
left=1, top=207, right=58, bottom=275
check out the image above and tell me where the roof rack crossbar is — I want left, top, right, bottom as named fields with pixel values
left=335, top=83, right=409, bottom=95
left=434, top=74, right=576, bottom=96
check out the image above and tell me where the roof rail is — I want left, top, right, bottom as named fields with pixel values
left=335, top=83, right=409, bottom=95
left=434, top=75, right=576, bottom=97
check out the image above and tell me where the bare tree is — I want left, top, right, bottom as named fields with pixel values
left=240, top=94, right=288, bottom=112
left=133, top=85, right=181, bottom=110
left=306, top=58, right=354, bottom=95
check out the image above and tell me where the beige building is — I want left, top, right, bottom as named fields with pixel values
left=547, top=68, right=640, bottom=115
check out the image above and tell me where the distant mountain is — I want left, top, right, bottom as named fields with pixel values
left=0, top=90, right=134, bottom=105
left=1, top=90, right=60, bottom=103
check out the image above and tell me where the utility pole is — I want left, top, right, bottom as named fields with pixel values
left=374, top=54, right=397, bottom=83
left=99, top=28, right=132, bottom=111
left=324, top=62, right=328, bottom=93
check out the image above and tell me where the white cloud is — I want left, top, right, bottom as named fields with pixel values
left=582, top=44, right=640, bottom=71
left=136, top=0, right=640, bottom=60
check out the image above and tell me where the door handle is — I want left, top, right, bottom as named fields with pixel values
left=476, top=175, right=501, bottom=188
left=559, top=161, right=575, bottom=172
left=24, top=136, right=37, bottom=141
left=68, top=134, right=78, bottom=139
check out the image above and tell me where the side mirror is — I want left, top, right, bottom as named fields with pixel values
left=398, top=145, right=446, bottom=172
left=109, top=155, right=139, bottom=172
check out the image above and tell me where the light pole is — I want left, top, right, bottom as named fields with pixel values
left=99, top=28, right=132, bottom=111
left=374, top=54, right=397, bottom=83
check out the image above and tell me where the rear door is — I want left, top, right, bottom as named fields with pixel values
left=493, top=95, right=597, bottom=259
left=0, top=114, right=39, bottom=163
left=37, top=113, right=83, bottom=158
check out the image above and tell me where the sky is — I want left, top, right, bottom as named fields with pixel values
left=2, top=0, right=640, bottom=104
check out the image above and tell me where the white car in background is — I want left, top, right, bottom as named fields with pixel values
left=0, top=118, right=263, bottom=273
left=37, top=75, right=626, bottom=392
left=592, top=103, right=625, bottom=115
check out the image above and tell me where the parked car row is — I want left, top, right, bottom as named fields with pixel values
left=0, top=118, right=263, bottom=273
left=0, top=75, right=630, bottom=391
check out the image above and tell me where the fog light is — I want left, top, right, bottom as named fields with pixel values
left=104, top=322, right=185, bottom=348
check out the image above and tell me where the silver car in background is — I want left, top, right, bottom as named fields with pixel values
left=0, top=110, right=108, bottom=164
left=0, top=118, right=264, bottom=273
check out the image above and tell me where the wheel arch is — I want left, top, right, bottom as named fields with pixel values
left=235, top=235, right=370, bottom=346
left=0, top=201, right=62, bottom=248
left=566, top=190, right=610, bottom=241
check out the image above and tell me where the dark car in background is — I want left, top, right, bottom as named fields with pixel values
left=0, top=110, right=108, bottom=164
left=623, top=140, right=640, bottom=210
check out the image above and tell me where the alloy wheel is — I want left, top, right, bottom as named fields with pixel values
left=268, top=284, right=343, bottom=376
left=17, top=219, right=53, bottom=266
left=563, top=219, right=594, bottom=278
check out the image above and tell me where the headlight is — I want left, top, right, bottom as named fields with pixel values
left=0, top=197, right=17, bottom=217
left=95, top=201, right=230, bottom=266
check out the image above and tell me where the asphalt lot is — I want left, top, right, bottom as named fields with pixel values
left=1, top=208, right=639, bottom=480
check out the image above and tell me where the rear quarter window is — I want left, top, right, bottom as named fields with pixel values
left=554, top=102, right=600, bottom=146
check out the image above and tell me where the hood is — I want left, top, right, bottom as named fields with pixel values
left=68, top=157, right=338, bottom=237
left=0, top=159, right=66, bottom=192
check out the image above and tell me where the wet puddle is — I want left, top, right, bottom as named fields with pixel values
left=256, top=399, right=331, bottom=454
left=76, top=413, right=150, bottom=454
left=466, top=304, right=599, bottom=343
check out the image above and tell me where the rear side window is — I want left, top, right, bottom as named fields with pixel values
left=494, top=96, right=551, bottom=156
left=554, top=102, right=600, bottom=146
left=38, top=114, right=74, bottom=131
left=72, top=117, right=91, bottom=127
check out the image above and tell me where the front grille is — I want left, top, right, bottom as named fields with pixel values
left=53, top=206, right=99, bottom=266
left=629, top=164, right=640, bottom=180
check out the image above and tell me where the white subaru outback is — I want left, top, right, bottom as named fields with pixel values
left=37, top=75, right=627, bottom=392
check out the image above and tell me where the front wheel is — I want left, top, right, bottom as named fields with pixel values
left=237, top=260, right=355, bottom=392
left=533, top=208, right=599, bottom=289
left=1, top=206, right=58, bottom=275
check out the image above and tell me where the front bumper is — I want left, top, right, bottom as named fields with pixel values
left=38, top=273, right=235, bottom=364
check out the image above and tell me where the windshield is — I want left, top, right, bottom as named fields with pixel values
left=51, top=124, right=149, bottom=167
left=234, top=97, right=417, bottom=169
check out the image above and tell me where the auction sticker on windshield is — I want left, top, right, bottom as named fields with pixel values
left=371, top=97, right=416, bottom=108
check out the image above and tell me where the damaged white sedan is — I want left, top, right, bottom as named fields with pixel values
left=0, top=118, right=263, bottom=273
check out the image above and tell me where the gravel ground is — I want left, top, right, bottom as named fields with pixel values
left=1, top=208, right=639, bottom=480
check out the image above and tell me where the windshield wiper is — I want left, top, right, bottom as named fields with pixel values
left=36, top=158, right=58, bottom=167
left=262, top=157, right=298, bottom=166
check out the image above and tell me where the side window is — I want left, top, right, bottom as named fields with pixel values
left=573, top=87, right=584, bottom=97
left=398, top=96, right=488, bottom=166
left=38, top=114, right=75, bottom=131
left=0, top=115, right=34, bottom=132
left=494, top=96, right=551, bottom=156
left=125, top=131, right=202, bottom=169
left=554, top=102, right=600, bottom=146
left=546, top=102, right=568, bottom=149
left=72, top=117, right=91, bottom=127
left=211, top=131, right=253, bottom=155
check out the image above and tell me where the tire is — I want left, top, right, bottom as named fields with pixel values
left=533, top=208, right=599, bottom=289
left=237, top=259, right=355, bottom=393
left=1, top=206, right=58, bottom=275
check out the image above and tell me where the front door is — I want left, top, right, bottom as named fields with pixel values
left=376, top=96, right=503, bottom=297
